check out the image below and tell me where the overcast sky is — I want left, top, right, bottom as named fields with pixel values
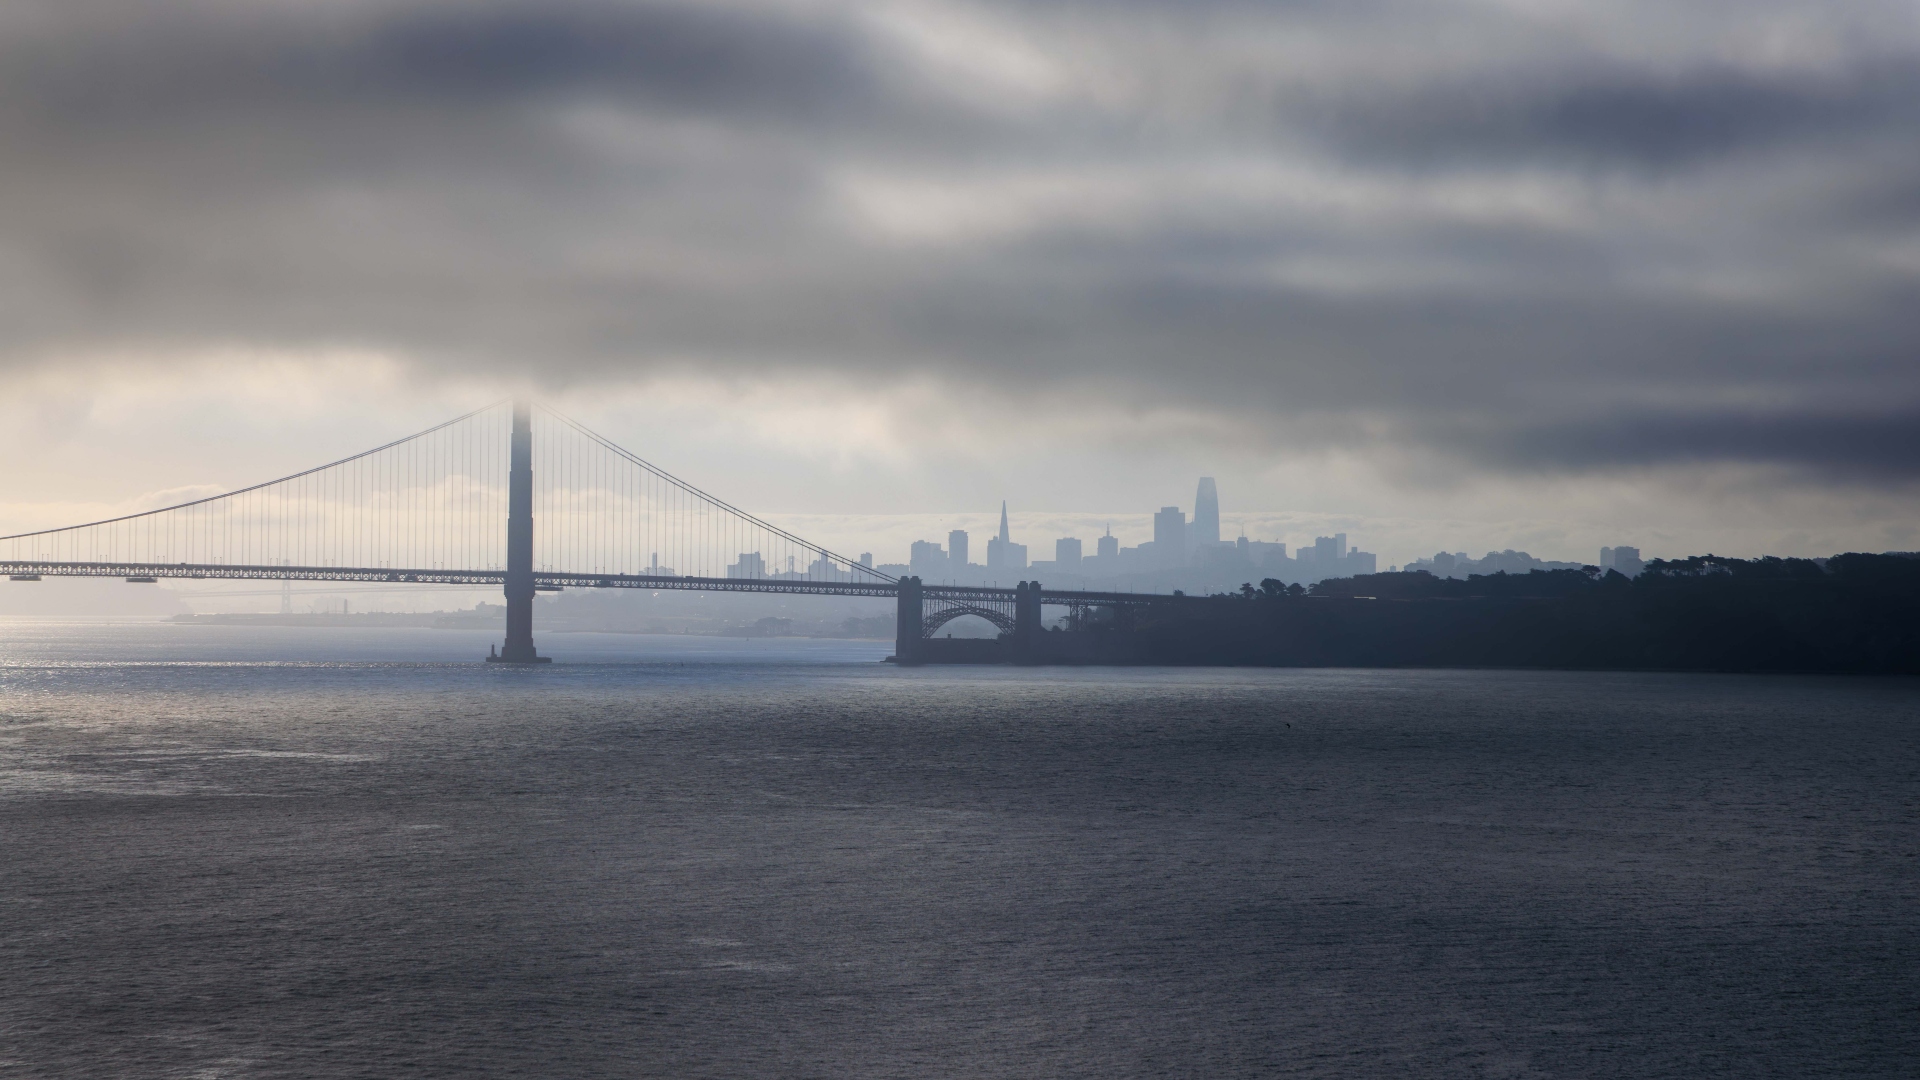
left=2, top=0, right=1917, bottom=566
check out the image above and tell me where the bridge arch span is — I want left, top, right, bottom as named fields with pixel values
left=922, top=604, right=1015, bottom=638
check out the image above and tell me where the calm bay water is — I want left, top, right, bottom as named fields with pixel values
left=1, top=618, right=1916, bottom=1078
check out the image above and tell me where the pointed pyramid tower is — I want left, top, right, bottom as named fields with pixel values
left=987, top=500, right=1024, bottom=571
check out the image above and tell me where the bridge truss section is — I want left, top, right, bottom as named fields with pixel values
left=920, top=590, right=1018, bottom=636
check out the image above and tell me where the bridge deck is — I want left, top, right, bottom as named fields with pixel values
left=1, top=562, right=1180, bottom=608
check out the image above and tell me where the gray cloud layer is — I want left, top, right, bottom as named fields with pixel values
left=3, top=0, right=1917, bottom=479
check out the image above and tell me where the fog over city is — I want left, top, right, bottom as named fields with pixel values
left=3, top=0, right=1918, bottom=599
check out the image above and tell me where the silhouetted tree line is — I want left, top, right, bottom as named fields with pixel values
left=1103, top=553, right=1920, bottom=673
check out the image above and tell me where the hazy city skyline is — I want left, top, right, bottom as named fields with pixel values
left=890, top=478, right=1404, bottom=588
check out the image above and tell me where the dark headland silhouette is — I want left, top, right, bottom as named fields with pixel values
left=941, top=553, right=1920, bottom=674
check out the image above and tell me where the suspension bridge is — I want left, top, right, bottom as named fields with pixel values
left=1, top=400, right=1173, bottom=664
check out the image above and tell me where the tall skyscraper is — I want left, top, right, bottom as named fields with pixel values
left=1606, top=545, right=1643, bottom=576
left=1154, top=506, right=1186, bottom=566
left=1055, top=537, right=1082, bottom=570
left=986, top=501, right=1026, bottom=571
left=1193, top=477, right=1220, bottom=546
left=910, top=539, right=945, bottom=578
left=1097, top=527, right=1118, bottom=560
left=948, top=529, right=969, bottom=570
left=1313, top=535, right=1339, bottom=563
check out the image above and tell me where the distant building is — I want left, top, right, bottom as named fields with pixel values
left=986, top=502, right=1009, bottom=568
left=1408, top=549, right=1585, bottom=580
left=857, top=553, right=873, bottom=568
left=1079, top=527, right=1120, bottom=577
left=1268, top=534, right=1375, bottom=583
left=1195, top=542, right=1244, bottom=574
left=986, top=501, right=1027, bottom=571
left=1311, top=534, right=1344, bottom=564
left=1055, top=537, right=1082, bottom=570
left=948, top=529, right=969, bottom=570
left=1154, top=506, right=1186, bottom=566
left=910, top=539, right=946, bottom=578
left=1131, top=541, right=1157, bottom=566
left=806, top=555, right=843, bottom=578
left=1247, top=540, right=1287, bottom=571
left=727, top=551, right=767, bottom=578
left=1602, top=545, right=1644, bottom=577
left=1193, top=478, right=1220, bottom=547
left=1001, top=543, right=1028, bottom=571
left=1618, top=545, right=1642, bottom=575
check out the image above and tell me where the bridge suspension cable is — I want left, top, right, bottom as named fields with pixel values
left=1, top=402, right=514, bottom=572
left=1, top=400, right=892, bottom=587
left=531, top=403, right=890, bottom=584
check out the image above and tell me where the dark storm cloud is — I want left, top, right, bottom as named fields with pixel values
left=1312, top=61, right=1920, bottom=169
left=4, top=1, right=886, bottom=125
left=1, top=0, right=1917, bottom=483
left=1443, top=407, right=1920, bottom=479
left=366, top=5, right=868, bottom=108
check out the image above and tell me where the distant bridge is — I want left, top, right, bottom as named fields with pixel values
left=1, top=400, right=1173, bottom=663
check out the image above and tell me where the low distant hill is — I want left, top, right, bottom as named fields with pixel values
left=1111, top=553, right=1920, bottom=674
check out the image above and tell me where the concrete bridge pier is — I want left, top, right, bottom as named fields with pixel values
left=893, top=575, right=923, bottom=665
left=1013, top=580, right=1043, bottom=663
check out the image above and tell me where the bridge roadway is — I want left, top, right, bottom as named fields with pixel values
left=0, top=403, right=1186, bottom=663
left=0, top=561, right=1181, bottom=610
left=4, top=559, right=1189, bottom=663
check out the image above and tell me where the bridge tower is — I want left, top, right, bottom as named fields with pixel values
left=893, top=576, right=923, bottom=665
left=489, top=398, right=549, bottom=664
